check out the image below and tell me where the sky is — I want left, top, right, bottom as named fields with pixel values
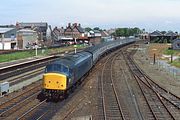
left=1, top=0, right=180, bottom=32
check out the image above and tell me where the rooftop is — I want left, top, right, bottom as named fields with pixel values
left=17, top=22, right=48, bottom=27
left=164, top=31, right=178, bottom=36
left=17, top=29, right=36, bottom=33
left=0, top=28, right=15, bottom=34
left=150, top=31, right=163, bottom=36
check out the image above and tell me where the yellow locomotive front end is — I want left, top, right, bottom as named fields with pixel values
left=43, top=73, right=67, bottom=90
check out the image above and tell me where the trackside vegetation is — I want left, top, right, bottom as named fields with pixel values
left=111, top=27, right=142, bottom=37
left=0, top=45, right=87, bottom=63
left=163, top=49, right=180, bottom=68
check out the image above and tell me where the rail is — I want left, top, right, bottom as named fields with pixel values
left=123, top=50, right=180, bottom=120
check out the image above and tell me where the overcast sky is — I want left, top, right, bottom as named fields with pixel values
left=1, top=0, right=180, bottom=31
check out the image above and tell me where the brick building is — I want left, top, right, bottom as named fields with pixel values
left=16, top=22, right=48, bottom=41
left=17, top=29, right=38, bottom=49
left=64, top=23, right=85, bottom=38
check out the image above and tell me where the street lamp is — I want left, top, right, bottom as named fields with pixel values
left=74, top=38, right=77, bottom=54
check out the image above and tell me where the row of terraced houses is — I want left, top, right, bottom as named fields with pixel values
left=0, top=22, right=110, bottom=50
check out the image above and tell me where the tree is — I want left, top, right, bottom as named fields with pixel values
left=93, top=27, right=100, bottom=30
left=112, top=27, right=142, bottom=37
left=161, top=31, right=166, bottom=34
left=85, top=27, right=92, bottom=32
left=93, top=27, right=102, bottom=31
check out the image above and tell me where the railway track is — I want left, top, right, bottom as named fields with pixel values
left=0, top=56, right=57, bottom=81
left=98, top=50, right=129, bottom=120
left=123, top=50, right=180, bottom=120
left=16, top=99, right=47, bottom=120
left=6, top=67, right=44, bottom=86
left=0, top=84, right=41, bottom=119
left=58, top=57, right=108, bottom=120
left=26, top=50, right=112, bottom=120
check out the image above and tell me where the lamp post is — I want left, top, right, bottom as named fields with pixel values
left=74, top=38, right=77, bottom=54
left=35, top=35, right=38, bottom=56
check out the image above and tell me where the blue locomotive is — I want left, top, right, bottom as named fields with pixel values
left=41, top=39, right=135, bottom=99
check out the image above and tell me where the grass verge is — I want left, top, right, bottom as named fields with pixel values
left=0, top=45, right=87, bottom=63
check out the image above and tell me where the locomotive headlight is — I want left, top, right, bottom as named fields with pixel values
left=69, top=78, right=71, bottom=83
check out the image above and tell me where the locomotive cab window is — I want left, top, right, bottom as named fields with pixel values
left=45, top=64, right=69, bottom=75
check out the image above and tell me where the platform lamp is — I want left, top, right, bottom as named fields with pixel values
left=35, top=35, right=38, bottom=56
left=74, top=38, right=77, bottom=54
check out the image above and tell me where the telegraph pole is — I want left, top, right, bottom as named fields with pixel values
left=153, top=53, right=156, bottom=64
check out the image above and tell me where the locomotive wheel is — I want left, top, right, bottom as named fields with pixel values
left=64, top=91, right=69, bottom=99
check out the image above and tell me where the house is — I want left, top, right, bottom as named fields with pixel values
left=16, top=22, right=48, bottom=41
left=52, top=27, right=65, bottom=42
left=62, top=23, right=87, bottom=44
left=87, top=30, right=95, bottom=37
left=93, top=30, right=101, bottom=37
left=88, top=30, right=102, bottom=45
left=17, top=29, right=38, bottom=49
left=139, top=32, right=149, bottom=40
left=101, top=30, right=109, bottom=38
left=0, top=28, right=17, bottom=50
left=64, top=23, right=85, bottom=38
left=172, top=39, right=180, bottom=50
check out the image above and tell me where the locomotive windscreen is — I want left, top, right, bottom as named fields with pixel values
left=45, top=64, right=69, bottom=75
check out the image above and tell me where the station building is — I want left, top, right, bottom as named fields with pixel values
left=0, top=27, right=17, bottom=50
left=149, top=31, right=178, bottom=43
left=16, top=22, right=48, bottom=41
left=17, top=29, right=38, bottom=49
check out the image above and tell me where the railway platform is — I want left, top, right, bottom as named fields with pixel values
left=9, top=73, right=42, bottom=93
left=0, top=56, right=49, bottom=69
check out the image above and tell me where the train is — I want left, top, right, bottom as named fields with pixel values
left=41, top=39, right=135, bottom=99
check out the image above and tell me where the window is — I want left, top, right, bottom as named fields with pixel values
left=46, top=64, right=61, bottom=73
left=46, top=64, right=69, bottom=75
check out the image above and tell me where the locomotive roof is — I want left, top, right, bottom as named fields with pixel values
left=51, top=51, right=91, bottom=68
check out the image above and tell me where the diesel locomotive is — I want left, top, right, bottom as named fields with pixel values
left=41, top=39, right=135, bottom=99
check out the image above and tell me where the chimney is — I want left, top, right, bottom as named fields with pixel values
left=68, top=23, right=71, bottom=27
left=16, top=22, right=20, bottom=29
left=74, top=23, right=77, bottom=27
left=78, top=24, right=81, bottom=27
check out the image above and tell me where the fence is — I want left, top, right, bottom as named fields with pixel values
left=155, top=60, right=180, bottom=80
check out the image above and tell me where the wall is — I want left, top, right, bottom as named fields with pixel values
left=0, top=42, right=11, bottom=50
